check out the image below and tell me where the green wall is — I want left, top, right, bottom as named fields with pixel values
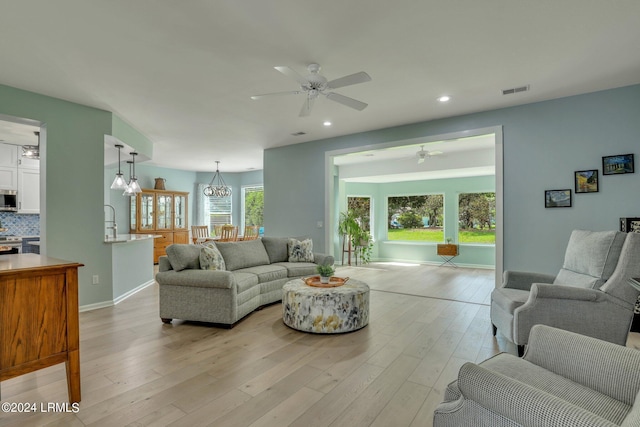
left=265, top=84, right=640, bottom=276
left=0, top=83, right=114, bottom=305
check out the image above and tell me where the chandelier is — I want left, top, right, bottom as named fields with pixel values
left=203, top=161, right=232, bottom=197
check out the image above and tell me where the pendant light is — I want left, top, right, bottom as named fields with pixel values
left=123, top=152, right=142, bottom=196
left=110, top=144, right=128, bottom=190
left=203, top=161, right=232, bottom=197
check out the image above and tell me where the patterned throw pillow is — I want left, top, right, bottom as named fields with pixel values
left=199, top=242, right=226, bottom=271
left=288, top=238, right=314, bottom=262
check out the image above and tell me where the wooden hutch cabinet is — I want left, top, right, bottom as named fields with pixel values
left=130, top=188, right=189, bottom=263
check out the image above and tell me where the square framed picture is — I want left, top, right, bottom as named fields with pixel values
left=620, top=217, right=640, bottom=233
left=602, top=154, right=634, bottom=175
left=545, top=189, right=572, bottom=208
left=574, top=169, right=599, bottom=193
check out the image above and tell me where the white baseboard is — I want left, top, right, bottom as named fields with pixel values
left=341, top=257, right=495, bottom=270
left=79, top=279, right=156, bottom=312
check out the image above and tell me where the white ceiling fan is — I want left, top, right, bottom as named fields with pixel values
left=416, top=145, right=443, bottom=164
left=250, top=63, right=371, bottom=117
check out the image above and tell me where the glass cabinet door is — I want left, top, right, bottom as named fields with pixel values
left=156, top=194, right=173, bottom=230
left=140, top=193, right=155, bottom=230
left=130, top=195, right=137, bottom=231
left=174, top=194, right=187, bottom=230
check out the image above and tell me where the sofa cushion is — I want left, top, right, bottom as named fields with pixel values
left=274, top=262, right=319, bottom=278
left=234, top=265, right=288, bottom=283
left=166, top=244, right=201, bottom=271
left=554, top=230, right=626, bottom=288
left=199, top=242, right=226, bottom=271
left=261, top=237, right=289, bottom=264
left=215, top=239, right=270, bottom=271
left=288, top=238, right=314, bottom=262
left=491, top=288, right=530, bottom=313
left=232, top=272, right=260, bottom=294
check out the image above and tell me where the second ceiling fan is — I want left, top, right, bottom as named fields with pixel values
left=251, top=63, right=371, bottom=117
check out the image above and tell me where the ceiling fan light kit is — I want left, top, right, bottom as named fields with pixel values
left=251, top=63, right=371, bottom=117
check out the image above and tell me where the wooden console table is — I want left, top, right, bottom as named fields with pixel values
left=436, top=244, right=459, bottom=267
left=0, top=254, right=84, bottom=403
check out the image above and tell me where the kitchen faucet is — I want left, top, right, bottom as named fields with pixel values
left=104, top=204, right=118, bottom=239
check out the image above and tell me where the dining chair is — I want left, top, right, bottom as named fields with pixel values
left=243, top=225, right=260, bottom=240
left=191, top=225, right=210, bottom=244
left=213, top=224, right=223, bottom=237
left=219, top=225, right=238, bottom=242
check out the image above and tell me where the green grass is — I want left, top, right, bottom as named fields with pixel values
left=388, top=228, right=495, bottom=244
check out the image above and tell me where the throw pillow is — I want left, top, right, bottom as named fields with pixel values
left=288, top=238, right=314, bottom=262
left=199, top=242, right=226, bottom=271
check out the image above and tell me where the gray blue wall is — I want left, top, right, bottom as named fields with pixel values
left=265, top=84, right=640, bottom=276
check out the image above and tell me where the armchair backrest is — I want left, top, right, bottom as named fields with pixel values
left=600, top=232, right=640, bottom=307
left=553, top=230, right=626, bottom=289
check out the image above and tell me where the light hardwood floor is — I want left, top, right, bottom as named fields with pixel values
left=1, top=263, right=638, bottom=427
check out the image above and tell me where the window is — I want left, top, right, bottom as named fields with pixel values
left=458, top=192, right=496, bottom=244
left=347, top=196, right=371, bottom=233
left=208, top=194, right=232, bottom=229
left=387, top=194, right=444, bottom=242
left=242, top=185, right=264, bottom=231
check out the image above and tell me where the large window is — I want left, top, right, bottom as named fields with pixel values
left=208, top=194, right=232, bottom=230
left=242, top=185, right=264, bottom=231
left=458, top=192, right=496, bottom=244
left=387, top=194, right=444, bottom=242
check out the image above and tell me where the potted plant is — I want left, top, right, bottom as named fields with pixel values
left=338, top=210, right=373, bottom=265
left=316, top=264, right=335, bottom=283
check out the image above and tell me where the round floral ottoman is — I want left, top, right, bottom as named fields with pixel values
left=282, top=278, right=369, bottom=333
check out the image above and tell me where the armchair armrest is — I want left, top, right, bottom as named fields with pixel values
left=524, top=325, right=640, bottom=405
left=514, top=283, right=634, bottom=347
left=502, top=270, right=556, bottom=291
left=457, top=362, right=617, bottom=427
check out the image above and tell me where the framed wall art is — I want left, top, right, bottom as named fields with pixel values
left=545, top=189, right=572, bottom=208
left=620, top=217, right=640, bottom=233
left=574, top=169, right=599, bottom=193
left=602, top=154, right=634, bottom=175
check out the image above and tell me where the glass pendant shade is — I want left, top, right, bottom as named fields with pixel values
left=110, top=144, right=129, bottom=190
left=203, top=161, right=232, bottom=197
left=123, top=154, right=143, bottom=196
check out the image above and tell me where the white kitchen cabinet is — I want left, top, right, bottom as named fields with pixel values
left=0, top=166, right=18, bottom=190
left=0, top=144, right=18, bottom=167
left=17, top=156, right=40, bottom=169
left=17, top=168, right=39, bottom=214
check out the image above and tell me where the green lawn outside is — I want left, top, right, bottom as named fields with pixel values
left=388, top=228, right=495, bottom=244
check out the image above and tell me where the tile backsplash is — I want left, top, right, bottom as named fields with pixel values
left=0, top=212, right=40, bottom=236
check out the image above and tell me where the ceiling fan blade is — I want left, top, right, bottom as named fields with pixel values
left=250, top=90, right=300, bottom=100
left=325, top=92, right=368, bottom=111
left=429, top=150, right=444, bottom=156
left=274, top=66, right=309, bottom=86
left=326, top=71, right=372, bottom=89
left=299, top=96, right=315, bottom=117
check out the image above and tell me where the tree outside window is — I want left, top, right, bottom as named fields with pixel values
left=242, top=186, right=264, bottom=230
left=458, top=192, right=495, bottom=244
left=387, top=194, right=444, bottom=242
left=347, top=196, right=371, bottom=232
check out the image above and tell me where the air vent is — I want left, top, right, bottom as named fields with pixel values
left=291, top=131, right=306, bottom=136
left=502, top=85, right=530, bottom=95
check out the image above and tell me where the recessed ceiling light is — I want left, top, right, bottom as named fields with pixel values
left=323, top=121, right=332, bottom=127
left=437, top=95, right=451, bottom=102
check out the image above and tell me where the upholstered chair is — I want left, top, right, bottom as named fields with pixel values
left=491, top=230, right=640, bottom=354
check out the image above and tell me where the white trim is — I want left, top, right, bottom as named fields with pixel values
left=372, top=257, right=496, bottom=270
left=79, top=279, right=155, bottom=312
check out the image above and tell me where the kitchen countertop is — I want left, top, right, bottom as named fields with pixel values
left=104, top=234, right=161, bottom=244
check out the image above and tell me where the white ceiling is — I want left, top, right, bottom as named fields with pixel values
left=0, top=1, right=639, bottom=173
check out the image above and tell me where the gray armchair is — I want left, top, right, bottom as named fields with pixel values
left=491, top=230, right=640, bottom=354
left=433, top=325, right=640, bottom=427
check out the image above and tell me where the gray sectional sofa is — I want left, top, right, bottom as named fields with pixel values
left=155, top=237, right=334, bottom=326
